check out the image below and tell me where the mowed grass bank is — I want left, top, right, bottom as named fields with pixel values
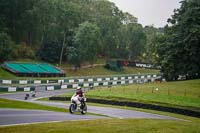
left=64, top=66, right=159, bottom=77
left=0, top=118, right=200, bottom=133
left=83, top=79, right=200, bottom=110
left=0, top=98, right=66, bottom=112
left=0, top=66, right=159, bottom=79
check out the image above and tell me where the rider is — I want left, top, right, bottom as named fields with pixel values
left=71, top=86, right=86, bottom=107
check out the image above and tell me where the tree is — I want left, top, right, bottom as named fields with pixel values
left=0, top=32, right=14, bottom=62
left=66, top=47, right=81, bottom=70
left=126, top=23, right=146, bottom=60
left=143, top=26, right=164, bottom=63
left=37, top=40, right=62, bottom=63
left=156, top=0, right=200, bottom=80
left=88, top=0, right=123, bottom=58
left=74, top=22, right=101, bottom=66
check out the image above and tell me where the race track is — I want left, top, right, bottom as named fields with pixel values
left=0, top=89, right=183, bottom=126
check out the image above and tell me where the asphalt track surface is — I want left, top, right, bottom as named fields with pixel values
left=0, top=89, right=183, bottom=126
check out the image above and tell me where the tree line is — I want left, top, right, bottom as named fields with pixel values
left=0, top=0, right=150, bottom=64
left=0, top=0, right=199, bottom=80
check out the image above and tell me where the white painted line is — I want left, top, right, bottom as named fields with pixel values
left=0, top=118, right=109, bottom=127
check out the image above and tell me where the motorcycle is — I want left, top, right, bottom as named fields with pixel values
left=24, top=93, right=29, bottom=100
left=69, top=97, right=87, bottom=114
left=24, top=91, right=36, bottom=100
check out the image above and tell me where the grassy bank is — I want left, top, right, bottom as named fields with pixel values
left=64, top=66, right=159, bottom=77
left=0, top=118, right=199, bottom=133
left=59, top=79, right=200, bottom=111
left=0, top=65, right=159, bottom=79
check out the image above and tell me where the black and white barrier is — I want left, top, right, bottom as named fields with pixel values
left=0, top=86, right=35, bottom=92
left=0, top=74, right=162, bottom=92
left=0, top=74, right=161, bottom=85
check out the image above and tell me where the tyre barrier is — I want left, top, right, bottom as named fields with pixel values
left=49, top=96, right=200, bottom=118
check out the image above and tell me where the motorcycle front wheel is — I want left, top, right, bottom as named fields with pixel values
left=81, top=103, right=87, bottom=115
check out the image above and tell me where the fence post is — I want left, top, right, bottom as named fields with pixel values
left=168, top=88, right=170, bottom=95
left=136, top=87, right=139, bottom=94
left=184, top=88, right=186, bottom=96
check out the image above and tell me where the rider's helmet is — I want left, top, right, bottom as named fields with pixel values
left=76, top=86, right=81, bottom=90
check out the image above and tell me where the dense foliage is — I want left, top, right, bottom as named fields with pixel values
left=155, top=0, right=200, bottom=80
left=0, top=0, right=146, bottom=65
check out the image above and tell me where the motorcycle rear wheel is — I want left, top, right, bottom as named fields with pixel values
left=69, top=103, right=76, bottom=114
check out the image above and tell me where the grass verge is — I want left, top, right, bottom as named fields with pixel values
left=0, top=118, right=199, bottom=133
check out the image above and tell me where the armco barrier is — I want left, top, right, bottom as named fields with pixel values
left=0, top=74, right=162, bottom=85
left=49, top=97, right=200, bottom=118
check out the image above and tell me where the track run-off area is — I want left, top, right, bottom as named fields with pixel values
left=0, top=89, right=184, bottom=126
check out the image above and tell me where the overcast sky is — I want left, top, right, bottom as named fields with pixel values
left=109, top=0, right=181, bottom=27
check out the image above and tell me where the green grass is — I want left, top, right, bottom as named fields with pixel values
left=72, top=79, right=200, bottom=111
left=0, top=68, right=16, bottom=79
left=0, top=98, right=67, bottom=112
left=1, top=98, right=200, bottom=132
left=64, top=66, right=159, bottom=77
left=0, top=118, right=200, bottom=133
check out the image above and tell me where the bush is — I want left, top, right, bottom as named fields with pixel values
left=12, top=43, right=36, bottom=59
left=37, top=40, right=62, bottom=63
left=104, top=60, right=123, bottom=72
